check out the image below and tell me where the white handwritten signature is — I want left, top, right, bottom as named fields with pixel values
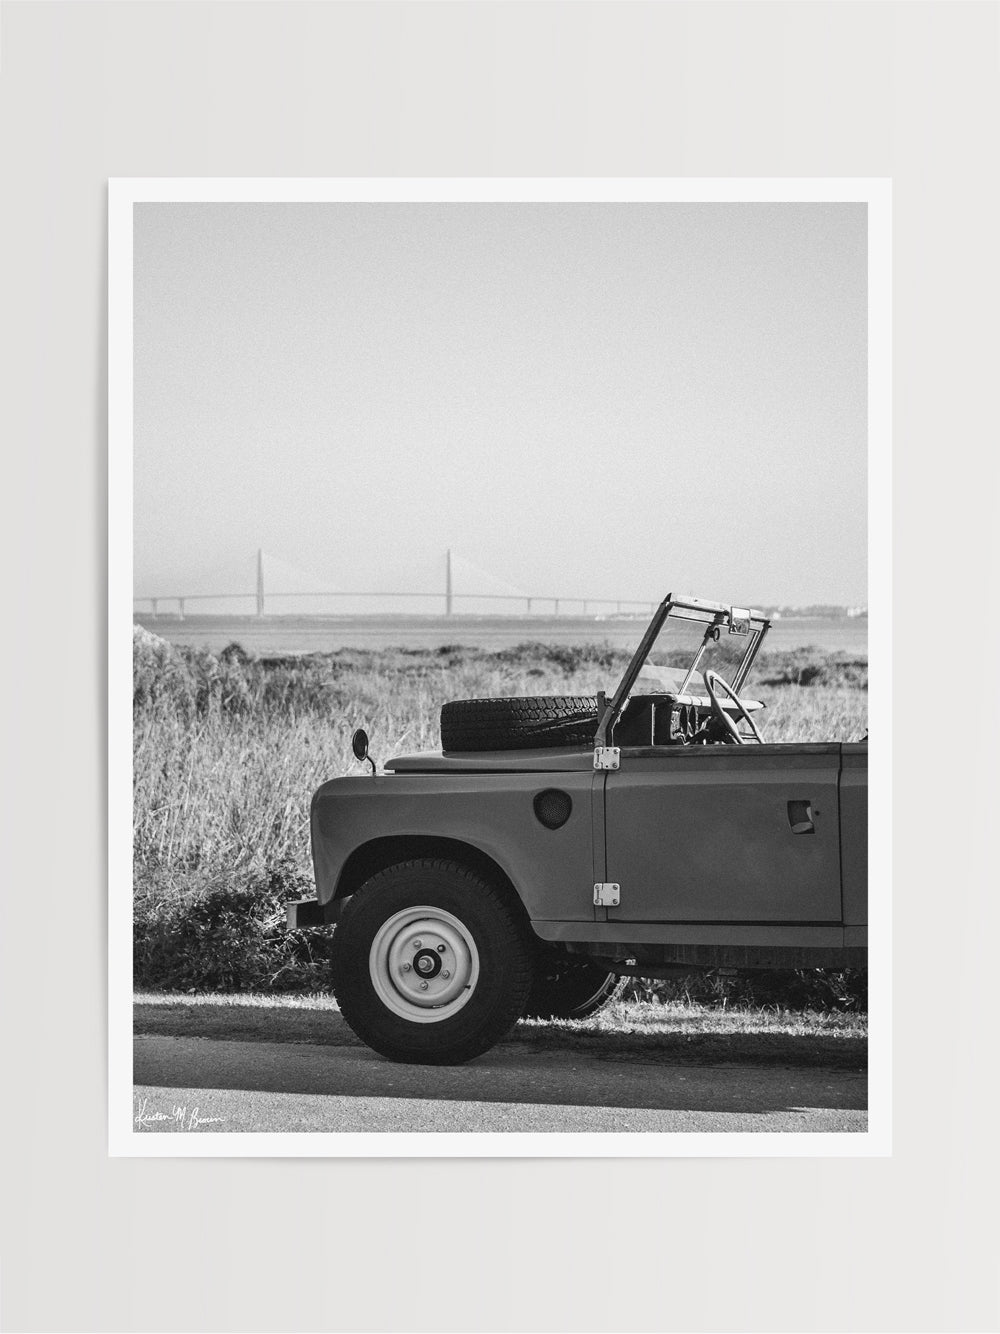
left=134, top=1095, right=225, bottom=1131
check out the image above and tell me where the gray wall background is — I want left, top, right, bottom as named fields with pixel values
left=2, top=3, right=998, bottom=1332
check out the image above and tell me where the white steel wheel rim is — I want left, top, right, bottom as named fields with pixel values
left=369, top=906, right=480, bottom=1024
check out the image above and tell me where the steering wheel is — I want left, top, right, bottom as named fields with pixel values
left=703, top=669, right=764, bottom=744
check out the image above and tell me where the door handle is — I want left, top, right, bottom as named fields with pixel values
left=787, top=800, right=814, bottom=834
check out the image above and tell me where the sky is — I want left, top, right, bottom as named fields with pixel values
left=133, top=201, right=867, bottom=611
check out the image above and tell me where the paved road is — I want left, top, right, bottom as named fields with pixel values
left=133, top=1035, right=867, bottom=1134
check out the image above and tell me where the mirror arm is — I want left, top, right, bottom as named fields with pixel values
left=350, top=727, right=378, bottom=775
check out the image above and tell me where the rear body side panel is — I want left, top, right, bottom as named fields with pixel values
left=603, top=744, right=844, bottom=923
left=839, top=742, right=869, bottom=927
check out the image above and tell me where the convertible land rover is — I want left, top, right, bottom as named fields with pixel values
left=287, top=594, right=868, bottom=1065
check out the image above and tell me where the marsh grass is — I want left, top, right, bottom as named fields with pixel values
left=133, top=628, right=867, bottom=1003
left=134, top=628, right=867, bottom=883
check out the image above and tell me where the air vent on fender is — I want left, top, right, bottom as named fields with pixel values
left=533, top=788, right=573, bottom=830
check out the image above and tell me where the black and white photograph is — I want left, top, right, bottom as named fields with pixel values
left=112, top=180, right=888, bottom=1154
left=8, top=2, right=1000, bottom=1331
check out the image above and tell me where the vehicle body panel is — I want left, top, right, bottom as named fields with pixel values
left=839, top=743, right=869, bottom=927
left=386, top=748, right=595, bottom=774
left=310, top=739, right=867, bottom=946
left=603, top=745, right=843, bottom=922
left=311, top=770, right=598, bottom=923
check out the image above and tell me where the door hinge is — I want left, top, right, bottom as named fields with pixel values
left=593, top=882, right=620, bottom=907
left=593, top=746, right=620, bottom=770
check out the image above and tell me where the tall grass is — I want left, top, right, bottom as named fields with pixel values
left=132, top=627, right=867, bottom=1001
left=133, top=628, right=866, bottom=886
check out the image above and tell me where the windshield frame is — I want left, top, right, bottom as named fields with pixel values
left=594, top=593, right=771, bottom=746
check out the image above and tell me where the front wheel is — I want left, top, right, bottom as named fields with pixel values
left=330, top=859, right=534, bottom=1064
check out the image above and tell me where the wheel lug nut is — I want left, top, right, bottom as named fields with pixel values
left=442, top=970, right=450, bottom=979
left=413, top=940, right=422, bottom=949
left=420, top=981, right=429, bottom=990
left=437, top=944, right=446, bottom=953
left=401, top=963, right=411, bottom=972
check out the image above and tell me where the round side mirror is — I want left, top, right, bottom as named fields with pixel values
left=351, top=728, right=370, bottom=762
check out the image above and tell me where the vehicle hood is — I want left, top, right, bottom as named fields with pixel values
left=384, top=747, right=595, bottom=773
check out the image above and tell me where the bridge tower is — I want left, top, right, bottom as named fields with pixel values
left=256, top=548, right=265, bottom=617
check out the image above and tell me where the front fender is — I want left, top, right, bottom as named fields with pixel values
left=310, top=771, right=597, bottom=923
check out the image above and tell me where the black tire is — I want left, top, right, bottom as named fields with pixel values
left=522, top=955, right=629, bottom=1021
left=330, top=858, right=534, bottom=1065
left=440, top=695, right=599, bottom=752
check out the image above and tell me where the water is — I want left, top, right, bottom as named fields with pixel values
left=134, top=613, right=868, bottom=657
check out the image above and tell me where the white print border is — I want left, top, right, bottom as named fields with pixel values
left=109, top=176, right=891, bottom=1158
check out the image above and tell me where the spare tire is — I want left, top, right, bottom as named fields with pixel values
left=440, top=695, right=599, bottom=752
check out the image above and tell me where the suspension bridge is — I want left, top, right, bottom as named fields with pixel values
left=133, top=550, right=657, bottom=621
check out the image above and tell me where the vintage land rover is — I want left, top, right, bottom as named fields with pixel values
left=287, top=594, right=868, bottom=1065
